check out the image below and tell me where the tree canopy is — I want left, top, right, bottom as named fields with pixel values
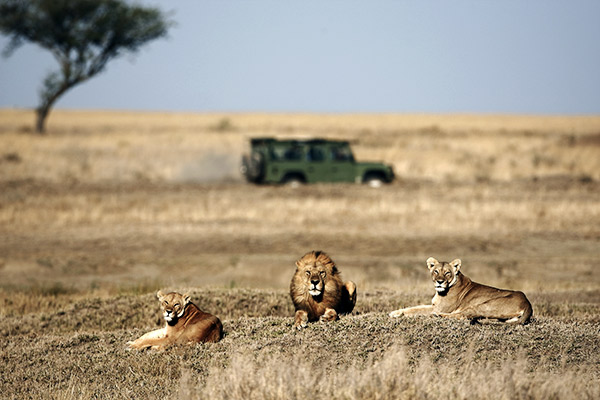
left=0, top=0, right=171, bottom=132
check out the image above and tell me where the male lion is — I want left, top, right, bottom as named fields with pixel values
left=290, top=250, right=357, bottom=329
left=128, top=290, right=223, bottom=350
left=389, top=257, right=533, bottom=324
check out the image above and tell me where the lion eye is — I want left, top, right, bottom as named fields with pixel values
left=445, top=272, right=451, bottom=277
left=434, top=270, right=439, bottom=275
left=305, top=271, right=310, bottom=276
left=320, top=271, right=326, bottom=278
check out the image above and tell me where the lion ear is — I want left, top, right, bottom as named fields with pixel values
left=156, top=290, right=165, bottom=300
left=450, top=259, right=462, bottom=273
left=182, top=293, right=191, bottom=305
left=426, top=257, right=438, bottom=270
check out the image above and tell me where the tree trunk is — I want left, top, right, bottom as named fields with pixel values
left=35, top=79, right=73, bottom=134
left=35, top=104, right=51, bottom=134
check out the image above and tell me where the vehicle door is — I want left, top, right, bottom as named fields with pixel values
left=326, top=143, right=356, bottom=182
left=267, top=142, right=307, bottom=182
left=304, top=144, right=330, bottom=182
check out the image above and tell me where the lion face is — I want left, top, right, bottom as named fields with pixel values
left=157, top=290, right=190, bottom=323
left=427, top=257, right=461, bottom=294
left=295, top=250, right=337, bottom=298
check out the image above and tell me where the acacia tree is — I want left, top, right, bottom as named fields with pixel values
left=0, top=0, right=171, bottom=133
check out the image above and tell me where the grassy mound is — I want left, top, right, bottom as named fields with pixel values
left=1, top=288, right=599, bottom=399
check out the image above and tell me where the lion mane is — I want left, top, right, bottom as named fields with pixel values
left=290, top=250, right=357, bottom=329
left=128, top=290, right=223, bottom=350
left=389, top=257, right=533, bottom=324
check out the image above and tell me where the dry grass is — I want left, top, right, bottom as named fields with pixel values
left=2, top=109, right=600, bottom=183
left=2, top=180, right=598, bottom=236
left=0, top=109, right=599, bottom=399
left=190, top=347, right=599, bottom=400
left=1, top=289, right=599, bottom=399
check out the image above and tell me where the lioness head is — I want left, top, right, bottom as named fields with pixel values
left=427, top=257, right=461, bottom=294
left=295, top=250, right=338, bottom=297
left=156, top=290, right=191, bottom=323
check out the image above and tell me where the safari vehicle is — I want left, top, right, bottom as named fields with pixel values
left=241, top=138, right=394, bottom=187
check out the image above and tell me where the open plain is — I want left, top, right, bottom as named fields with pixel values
left=1, top=109, right=599, bottom=399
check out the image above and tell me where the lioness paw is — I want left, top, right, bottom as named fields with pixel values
left=127, top=341, right=141, bottom=350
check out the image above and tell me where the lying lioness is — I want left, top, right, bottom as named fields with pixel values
left=389, top=257, right=532, bottom=324
left=128, top=290, right=223, bottom=350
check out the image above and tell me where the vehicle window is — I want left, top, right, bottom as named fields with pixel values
left=270, top=145, right=287, bottom=161
left=284, top=146, right=303, bottom=161
left=308, top=146, right=325, bottom=162
left=330, top=145, right=354, bottom=162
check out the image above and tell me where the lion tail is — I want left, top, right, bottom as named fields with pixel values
left=510, top=295, right=533, bottom=325
left=518, top=302, right=533, bottom=324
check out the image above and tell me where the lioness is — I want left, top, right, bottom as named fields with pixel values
left=128, top=290, right=223, bottom=350
left=389, top=257, right=532, bottom=324
left=290, top=250, right=357, bottom=329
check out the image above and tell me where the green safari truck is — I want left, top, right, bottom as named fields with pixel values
left=241, top=138, right=394, bottom=187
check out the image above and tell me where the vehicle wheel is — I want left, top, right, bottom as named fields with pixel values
left=282, top=175, right=304, bottom=188
left=285, top=178, right=303, bottom=188
left=364, top=176, right=384, bottom=188
left=241, top=152, right=264, bottom=181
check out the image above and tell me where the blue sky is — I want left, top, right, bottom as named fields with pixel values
left=1, top=0, right=599, bottom=114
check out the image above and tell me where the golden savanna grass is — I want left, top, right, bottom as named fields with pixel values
left=2, top=109, right=600, bottom=183
left=0, top=109, right=599, bottom=399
